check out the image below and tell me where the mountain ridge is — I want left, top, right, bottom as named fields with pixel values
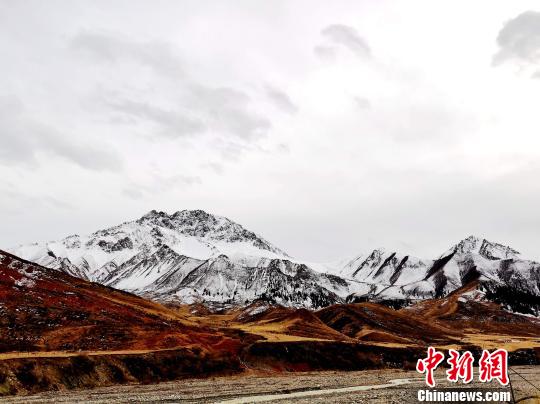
left=8, top=210, right=540, bottom=314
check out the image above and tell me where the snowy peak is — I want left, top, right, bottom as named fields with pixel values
left=9, top=209, right=291, bottom=288
left=136, top=209, right=288, bottom=256
left=445, top=235, right=520, bottom=260
left=146, top=254, right=346, bottom=309
left=8, top=214, right=539, bottom=313
left=341, top=235, right=538, bottom=312
left=337, top=247, right=432, bottom=290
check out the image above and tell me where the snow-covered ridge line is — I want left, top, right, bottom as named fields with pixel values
left=8, top=211, right=540, bottom=312
left=329, top=235, right=539, bottom=316
left=9, top=209, right=349, bottom=308
left=11, top=209, right=289, bottom=279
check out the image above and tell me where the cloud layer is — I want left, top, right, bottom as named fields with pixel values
left=321, top=24, right=371, bottom=58
left=493, top=11, right=540, bottom=66
left=1, top=2, right=540, bottom=263
left=0, top=96, right=121, bottom=171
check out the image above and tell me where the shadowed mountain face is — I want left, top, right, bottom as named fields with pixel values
left=8, top=210, right=349, bottom=309
left=144, top=255, right=346, bottom=309
left=9, top=209, right=289, bottom=284
left=8, top=212, right=540, bottom=314
left=339, top=235, right=540, bottom=315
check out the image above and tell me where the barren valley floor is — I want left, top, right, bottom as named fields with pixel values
left=2, top=366, right=539, bottom=404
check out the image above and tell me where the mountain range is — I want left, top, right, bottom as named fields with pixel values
left=3, top=245, right=539, bottom=396
left=9, top=209, right=540, bottom=315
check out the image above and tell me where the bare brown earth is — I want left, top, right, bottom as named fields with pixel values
left=1, top=366, right=538, bottom=403
left=1, top=250, right=540, bottom=397
left=0, top=250, right=237, bottom=353
left=0, top=250, right=244, bottom=395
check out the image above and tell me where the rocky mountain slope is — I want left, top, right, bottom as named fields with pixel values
left=9, top=210, right=349, bottom=309
left=339, top=235, right=540, bottom=315
left=11, top=209, right=288, bottom=281
left=9, top=211, right=540, bottom=313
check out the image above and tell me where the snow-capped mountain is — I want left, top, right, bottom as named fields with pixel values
left=339, top=235, right=540, bottom=314
left=11, top=209, right=287, bottom=281
left=9, top=209, right=348, bottom=308
left=440, top=235, right=521, bottom=260
left=9, top=210, right=540, bottom=313
left=143, top=255, right=348, bottom=308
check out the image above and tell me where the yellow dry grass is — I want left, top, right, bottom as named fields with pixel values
left=462, top=333, right=540, bottom=351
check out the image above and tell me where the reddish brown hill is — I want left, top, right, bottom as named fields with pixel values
left=402, top=281, right=540, bottom=347
left=230, top=303, right=350, bottom=341
left=315, top=302, right=460, bottom=346
left=0, top=250, right=236, bottom=353
left=316, top=282, right=540, bottom=349
left=0, top=250, right=249, bottom=395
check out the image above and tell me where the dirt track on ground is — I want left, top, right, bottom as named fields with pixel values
left=2, top=366, right=538, bottom=404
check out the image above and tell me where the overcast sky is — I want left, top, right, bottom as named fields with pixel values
left=2, top=0, right=540, bottom=262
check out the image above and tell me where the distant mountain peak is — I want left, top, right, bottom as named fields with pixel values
left=139, top=209, right=167, bottom=218
left=9, top=213, right=539, bottom=312
left=173, top=209, right=216, bottom=218
left=135, top=209, right=288, bottom=256
left=140, top=209, right=220, bottom=220
left=463, top=234, right=482, bottom=242
left=138, top=209, right=228, bottom=229
left=10, top=208, right=291, bottom=291
left=450, top=235, right=520, bottom=260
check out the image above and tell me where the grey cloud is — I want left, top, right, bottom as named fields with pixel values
left=44, top=131, right=121, bottom=171
left=75, top=32, right=272, bottom=150
left=71, top=32, right=183, bottom=76
left=107, top=85, right=271, bottom=141
left=188, top=85, right=271, bottom=140
left=314, top=45, right=338, bottom=61
left=108, top=99, right=204, bottom=138
left=211, top=139, right=249, bottom=161
left=251, top=142, right=290, bottom=156
left=265, top=86, right=298, bottom=114
left=122, top=174, right=201, bottom=200
left=122, top=188, right=144, bottom=200
left=371, top=102, right=474, bottom=144
left=201, top=162, right=224, bottom=174
left=493, top=11, right=540, bottom=68
left=353, top=96, right=371, bottom=109
left=0, top=96, right=121, bottom=171
left=2, top=189, right=74, bottom=212
left=275, top=143, right=290, bottom=154
left=321, top=24, right=371, bottom=58
left=157, top=174, right=202, bottom=187
left=0, top=97, right=31, bottom=163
